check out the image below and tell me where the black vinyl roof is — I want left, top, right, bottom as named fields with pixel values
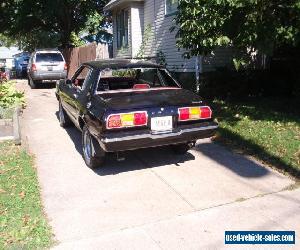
left=83, top=59, right=162, bottom=70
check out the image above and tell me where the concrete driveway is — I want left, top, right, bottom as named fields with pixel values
left=17, top=80, right=300, bottom=249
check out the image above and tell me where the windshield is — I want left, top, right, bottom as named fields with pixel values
left=97, top=68, right=180, bottom=91
left=36, top=53, right=64, bottom=63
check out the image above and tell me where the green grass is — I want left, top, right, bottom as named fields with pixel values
left=212, top=97, right=300, bottom=179
left=0, top=142, right=52, bottom=249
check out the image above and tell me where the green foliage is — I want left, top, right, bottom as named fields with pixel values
left=81, top=12, right=113, bottom=44
left=0, top=142, right=52, bottom=248
left=0, top=34, right=16, bottom=47
left=174, top=0, right=300, bottom=59
left=0, top=82, right=25, bottom=109
left=136, top=24, right=153, bottom=58
left=0, top=0, right=110, bottom=50
left=213, top=98, right=300, bottom=178
left=112, top=69, right=137, bottom=78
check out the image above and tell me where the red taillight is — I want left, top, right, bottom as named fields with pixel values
left=179, top=108, right=190, bottom=121
left=134, top=112, right=147, bottom=126
left=200, top=106, right=212, bottom=119
left=107, top=111, right=148, bottom=129
left=31, top=63, right=37, bottom=71
left=178, top=106, right=212, bottom=121
left=64, top=63, right=68, bottom=70
left=107, top=115, right=122, bottom=128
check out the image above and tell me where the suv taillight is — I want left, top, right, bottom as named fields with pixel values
left=107, top=112, right=148, bottom=129
left=64, top=63, right=68, bottom=70
left=31, top=63, right=37, bottom=71
left=178, top=106, right=212, bottom=121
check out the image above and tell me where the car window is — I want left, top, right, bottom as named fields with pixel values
left=36, top=53, right=64, bottom=63
left=72, top=66, right=92, bottom=91
left=97, top=68, right=179, bottom=91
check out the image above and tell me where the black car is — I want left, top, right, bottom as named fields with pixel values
left=56, top=59, right=218, bottom=168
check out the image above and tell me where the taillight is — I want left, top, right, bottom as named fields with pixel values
left=31, top=64, right=37, bottom=71
left=107, top=111, right=147, bottom=129
left=178, top=106, right=212, bottom=121
left=64, top=63, right=68, bottom=70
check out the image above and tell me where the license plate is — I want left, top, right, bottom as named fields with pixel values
left=47, top=66, right=53, bottom=71
left=151, top=116, right=173, bottom=132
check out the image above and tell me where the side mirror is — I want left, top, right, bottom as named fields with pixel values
left=66, top=79, right=72, bottom=85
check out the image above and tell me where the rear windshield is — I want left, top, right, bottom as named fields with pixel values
left=36, top=53, right=64, bottom=62
left=98, top=68, right=180, bottom=91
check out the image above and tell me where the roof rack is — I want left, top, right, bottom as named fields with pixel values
left=35, top=48, right=60, bottom=51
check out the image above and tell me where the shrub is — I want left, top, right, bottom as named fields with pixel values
left=0, top=81, right=25, bottom=110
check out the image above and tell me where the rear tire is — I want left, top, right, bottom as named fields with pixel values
left=172, top=143, right=192, bottom=155
left=58, top=101, right=72, bottom=127
left=29, top=77, right=39, bottom=89
left=82, top=125, right=105, bottom=169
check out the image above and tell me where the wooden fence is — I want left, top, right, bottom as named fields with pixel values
left=62, top=42, right=109, bottom=78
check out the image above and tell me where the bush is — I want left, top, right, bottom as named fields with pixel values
left=0, top=81, right=24, bottom=118
left=198, top=68, right=300, bottom=100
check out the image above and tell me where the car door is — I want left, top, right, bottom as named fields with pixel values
left=61, top=66, right=93, bottom=127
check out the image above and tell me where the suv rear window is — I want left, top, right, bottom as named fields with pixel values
left=36, top=53, right=64, bottom=62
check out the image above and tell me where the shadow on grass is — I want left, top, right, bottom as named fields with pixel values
left=212, top=97, right=300, bottom=125
left=214, top=127, right=300, bottom=179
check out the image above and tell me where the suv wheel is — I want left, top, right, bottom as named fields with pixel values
left=82, top=125, right=105, bottom=169
left=29, top=77, right=38, bottom=89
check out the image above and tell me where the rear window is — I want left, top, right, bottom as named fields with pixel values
left=36, top=53, right=64, bottom=62
left=97, top=68, right=180, bottom=91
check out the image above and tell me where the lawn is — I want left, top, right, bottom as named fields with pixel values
left=0, top=142, right=52, bottom=248
left=212, top=97, right=300, bottom=179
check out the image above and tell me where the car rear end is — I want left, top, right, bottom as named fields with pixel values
left=96, top=90, right=218, bottom=152
left=30, top=51, right=67, bottom=82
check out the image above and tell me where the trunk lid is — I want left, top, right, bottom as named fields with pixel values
left=97, top=88, right=204, bottom=110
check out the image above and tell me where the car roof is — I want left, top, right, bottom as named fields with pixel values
left=83, top=59, right=163, bottom=70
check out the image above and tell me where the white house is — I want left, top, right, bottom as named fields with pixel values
left=0, top=47, right=21, bottom=69
left=104, top=0, right=234, bottom=74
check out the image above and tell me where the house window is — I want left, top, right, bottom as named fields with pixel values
left=116, top=10, right=129, bottom=49
left=165, top=0, right=179, bottom=15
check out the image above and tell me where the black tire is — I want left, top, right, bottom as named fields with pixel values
left=172, top=143, right=192, bottom=155
left=82, top=125, right=106, bottom=168
left=58, top=101, right=73, bottom=127
left=29, top=77, right=39, bottom=89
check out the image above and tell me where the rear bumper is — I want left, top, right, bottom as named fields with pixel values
left=98, top=123, right=218, bottom=152
left=31, top=71, right=67, bottom=81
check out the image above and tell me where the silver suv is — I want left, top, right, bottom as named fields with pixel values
left=27, top=49, right=67, bottom=88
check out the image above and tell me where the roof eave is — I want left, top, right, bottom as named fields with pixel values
left=104, top=0, right=144, bottom=11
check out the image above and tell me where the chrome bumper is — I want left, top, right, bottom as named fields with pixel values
left=100, top=125, right=218, bottom=143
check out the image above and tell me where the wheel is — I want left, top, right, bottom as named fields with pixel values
left=29, top=77, right=39, bottom=89
left=172, top=143, right=192, bottom=155
left=58, top=101, right=73, bottom=127
left=82, top=125, right=105, bottom=168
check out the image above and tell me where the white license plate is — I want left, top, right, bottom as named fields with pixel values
left=151, top=116, right=173, bottom=132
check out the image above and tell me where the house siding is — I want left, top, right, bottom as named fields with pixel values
left=143, top=0, right=234, bottom=72
left=143, top=0, right=196, bottom=72
left=131, top=3, right=144, bottom=57
left=110, top=0, right=235, bottom=72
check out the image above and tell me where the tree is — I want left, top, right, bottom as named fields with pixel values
left=0, top=0, right=110, bottom=50
left=173, top=0, right=300, bottom=60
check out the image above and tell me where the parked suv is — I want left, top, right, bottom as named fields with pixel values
left=27, top=49, right=67, bottom=88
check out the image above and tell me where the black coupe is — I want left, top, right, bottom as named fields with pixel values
left=56, top=59, right=218, bottom=168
